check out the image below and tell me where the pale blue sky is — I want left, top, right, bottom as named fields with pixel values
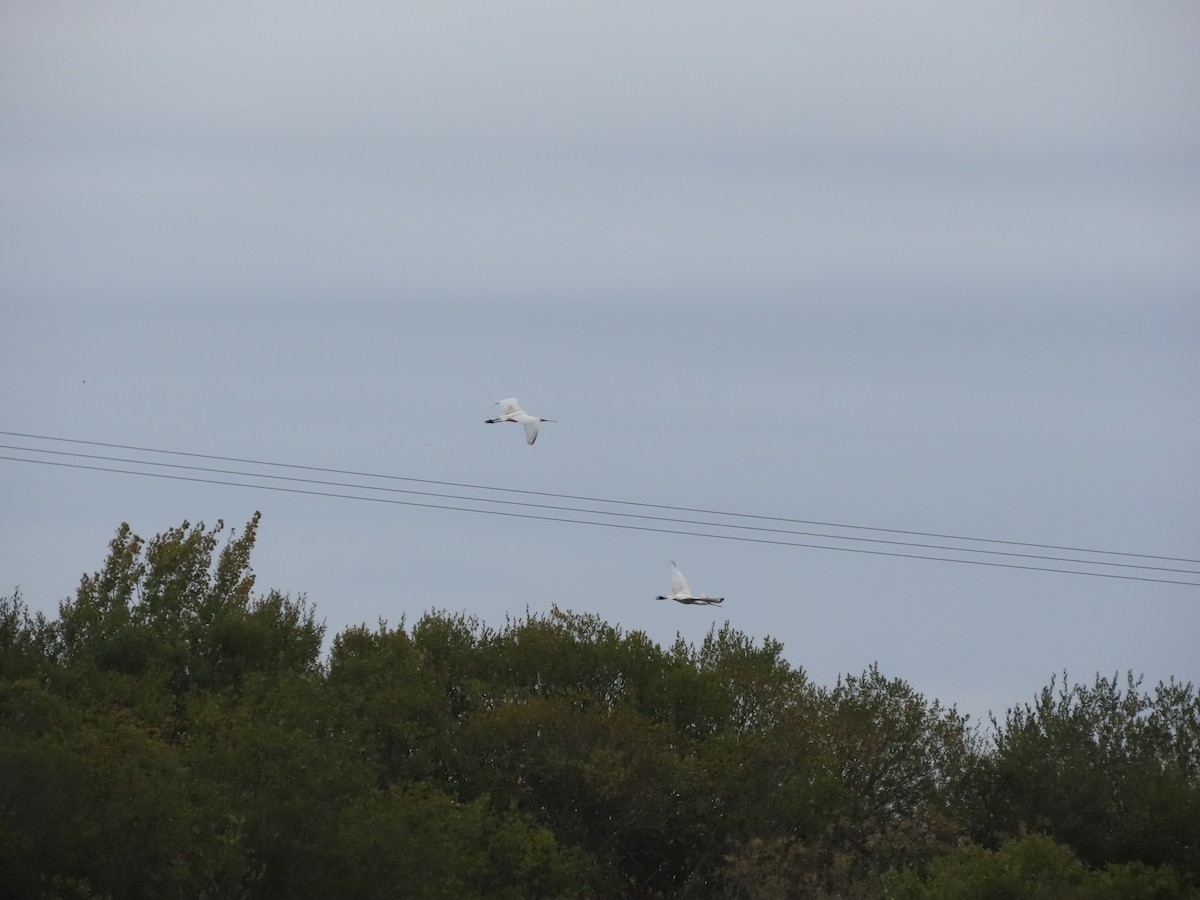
left=2, top=1, right=1198, bottom=723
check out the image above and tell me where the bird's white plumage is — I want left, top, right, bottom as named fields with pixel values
left=669, top=561, right=691, bottom=596
left=518, top=415, right=541, bottom=445
left=484, top=397, right=556, bottom=446
left=493, top=398, right=522, bottom=417
left=658, top=560, right=724, bottom=605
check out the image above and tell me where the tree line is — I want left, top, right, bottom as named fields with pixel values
left=2, top=514, right=1197, bottom=899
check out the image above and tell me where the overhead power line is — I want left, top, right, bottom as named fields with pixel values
left=3, top=429, right=1196, bottom=566
left=4, top=443, right=1199, bottom=580
left=1, top=453, right=1197, bottom=589
left=3, top=454, right=1199, bottom=586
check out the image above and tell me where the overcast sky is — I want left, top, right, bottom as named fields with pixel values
left=2, top=1, right=1198, bottom=724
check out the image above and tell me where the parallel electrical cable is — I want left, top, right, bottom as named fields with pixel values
left=4, top=443, right=1199, bottom=578
left=3, top=429, right=1196, bottom=566
left=3, top=454, right=1198, bottom=588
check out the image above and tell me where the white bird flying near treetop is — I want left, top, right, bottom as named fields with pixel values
left=657, top=561, right=724, bottom=605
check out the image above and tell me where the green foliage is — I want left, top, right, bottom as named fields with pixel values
left=53, top=513, right=324, bottom=697
left=0, top=589, right=51, bottom=678
left=973, top=671, right=1200, bottom=877
left=717, top=665, right=976, bottom=898
left=3, top=515, right=1198, bottom=898
left=327, top=784, right=592, bottom=899
left=887, top=833, right=1199, bottom=900
left=0, top=679, right=197, bottom=899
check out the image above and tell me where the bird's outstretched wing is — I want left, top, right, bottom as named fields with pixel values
left=669, top=561, right=691, bottom=597
left=522, top=418, right=540, bottom=445
left=493, top=398, right=522, bottom=417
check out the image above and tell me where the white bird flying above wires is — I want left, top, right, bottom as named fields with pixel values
left=656, top=561, right=724, bottom=605
left=485, top=398, right=556, bottom=446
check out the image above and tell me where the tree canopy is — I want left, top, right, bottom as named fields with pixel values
left=2, top=515, right=1197, bottom=898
